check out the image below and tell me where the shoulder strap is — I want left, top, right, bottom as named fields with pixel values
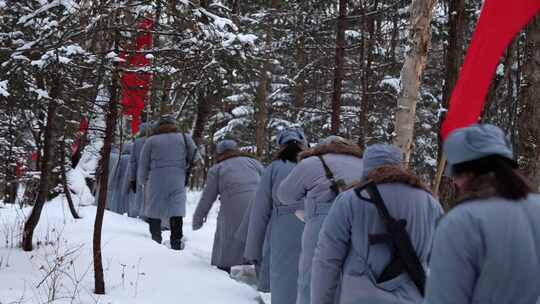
left=317, top=155, right=335, bottom=180
left=355, top=182, right=394, bottom=223
left=317, top=155, right=340, bottom=195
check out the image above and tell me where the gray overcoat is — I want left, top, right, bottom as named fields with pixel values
left=129, top=136, right=146, bottom=217
left=193, top=151, right=263, bottom=268
left=138, top=128, right=197, bottom=219
left=95, top=147, right=120, bottom=208
left=112, top=143, right=132, bottom=215
left=277, top=142, right=364, bottom=304
left=236, top=202, right=271, bottom=292
left=312, top=167, right=443, bottom=304
left=424, top=193, right=540, bottom=304
left=245, top=159, right=304, bottom=304
left=106, top=147, right=124, bottom=213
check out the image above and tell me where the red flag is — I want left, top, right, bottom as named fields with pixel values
left=71, top=118, right=89, bottom=157
left=15, top=163, right=25, bottom=178
left=441, top=0, right=540, bottom=140
left=120, top=17, right=154, bottom=135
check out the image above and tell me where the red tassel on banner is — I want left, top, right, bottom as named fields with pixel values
left=120, top=17, right=154, bottom=135
left=441, top=0, right=540, bottom=140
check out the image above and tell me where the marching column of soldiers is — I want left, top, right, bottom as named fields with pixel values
left=99, top=115, right=540, bottom=304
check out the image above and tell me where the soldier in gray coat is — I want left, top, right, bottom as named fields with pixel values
left=94, top=146, right=120, bottom=208
left=424, top=124, right=540, bottom=304
left=244, top=128, right=307, bottom=303
left=277, top=136, right=364, bottom=304
left=112, top=142, right=133, bottom=215
left=193, top=140, right=264, bottom=273
left=236, top=201, right=271, bottom=292
left=106, top=146, right=126, bottom=214
left=138, top=115, right=198, bottom=250
left=312, top=144, right=443, bottom=304
left=128, top=122, right=150, bottom=217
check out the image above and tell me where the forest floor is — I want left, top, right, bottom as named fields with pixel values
left=0, top=192, right=267, bottom=304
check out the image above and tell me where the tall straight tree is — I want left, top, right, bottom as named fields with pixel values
left=294, top=34, right=306, bottom=115
left=443, top=0, right=466, bottom=106
left=394, top=0, right=437, bottom=162
left=358, top=1, right=376, bottom=146
left=433, top=0, right=466, bottom=195
left=331, top=0, right=348, bottom=135
left=518, top=15, right=540, bottom=187
left=255, top=0, right=280, bottom=158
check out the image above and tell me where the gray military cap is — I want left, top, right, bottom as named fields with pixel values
left=217, top=139, right=238, bottom=154
left=362, top=144, right=403, bottom=178
left=444, top=124, right=513, bottom=176
left=277, top=128, right=307, bottom=146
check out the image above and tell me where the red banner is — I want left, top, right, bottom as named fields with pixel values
left=120, top=18, right=154, bottom=135
left=71, top=117, right=89, bottom=157
left=441, top=0, right=540, bottom=140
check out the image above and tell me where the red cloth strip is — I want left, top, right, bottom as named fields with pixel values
left=120, top=17, right=154, bottom=135
left=441, top=0, right=540, bottom=139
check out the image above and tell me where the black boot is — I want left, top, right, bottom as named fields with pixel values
left=148, top=218, right=162, bottom=244
left=170, top=216, right=184, bottom=250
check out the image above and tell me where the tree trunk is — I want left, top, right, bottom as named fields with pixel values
left=330, top=0, right=348, bottom=135
left=518, top=15, right=540, bottom=188
left=22, top=79, right=60, bottom=251
left=61, top=143, right=81, bottom=219
left=255, top=0, right=280, bottom=158
left=93, top=68, right=120, bottom=295
left=393, top=0, right=437, bottom=162
left=442, top=0, right=465, bottom=108
left=433, top=0, right=465, bottom=195
left=358, top=1, right=376, bottom=146
left=192, top=91, right=213, bottom=146
left=294, top=34, right=305, bottom=114
left=255, top=60, right=270, bottom=159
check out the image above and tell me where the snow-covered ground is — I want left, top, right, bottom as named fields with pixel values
left=0, top=192, right=263, bottom=304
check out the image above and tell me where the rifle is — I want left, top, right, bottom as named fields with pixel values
left=354, top=181, right=426, bottom=295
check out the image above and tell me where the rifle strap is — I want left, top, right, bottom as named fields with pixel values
left=354, top=183, right=386, bottom=220
left=317, top=155, right=335, bottom=180
left=317, top=155, right=339, bottom=195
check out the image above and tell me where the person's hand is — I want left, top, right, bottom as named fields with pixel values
left=129, top=181, right=137, bottom=193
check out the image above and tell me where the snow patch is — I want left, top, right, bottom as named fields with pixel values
left=0, top=192, right=260, bottom=303
left=345, top=30, right=361, bottom=39
left=237, top=34, right=258, bottom=44
left=232, top=105, right=254, bottom=117
left=380, top=76, right=400, bottom=92
left=0, top=80, right=9, bottom=97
